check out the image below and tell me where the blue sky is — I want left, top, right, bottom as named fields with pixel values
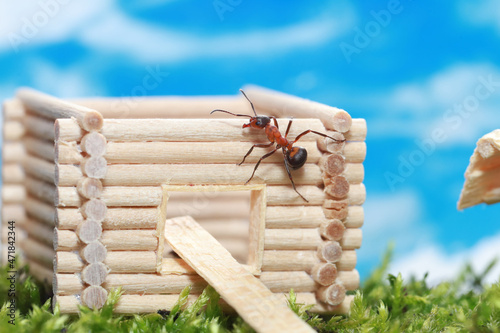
left=1, top=0, right=500, bottom=283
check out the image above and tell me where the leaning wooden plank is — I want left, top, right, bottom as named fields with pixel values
left=164, top=216, right=315, bottom=333
left=17, top=88, right=103, bottom=131
left=458, top=129, right=500, bottom=209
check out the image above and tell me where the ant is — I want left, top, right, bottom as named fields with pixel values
left=211, top=90, right=344, bottom=202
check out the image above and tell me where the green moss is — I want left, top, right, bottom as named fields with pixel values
left=1, top=251, right=499, bottom=332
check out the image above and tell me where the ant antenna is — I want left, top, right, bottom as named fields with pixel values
left=239, top=89, right=258, bottom=117
left=210, top=109, right=252, bottom=117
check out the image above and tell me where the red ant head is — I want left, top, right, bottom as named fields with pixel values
left=243, top=116, right=271, bottom=129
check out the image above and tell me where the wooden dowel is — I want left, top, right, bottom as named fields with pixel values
left=317, top=131, right=345, bottom=153
left=55, top=249, right=357, bottom=274
left=265, top=206, right=363, bottom=229
left=338, top=270, right=360, bottom=291
left=25, top=197, right=55, bottom=226
left=82, top=285, right=108, bottom=309
left=2, top=185, right=26, bottom=203
left=3, top=142, right=25, bottom=163
left=2, top=204, right=26, bottom=223
left=320, top=153, right=345, bottom=177
left=76, top=220, right=102, bottom=244
left=317, top=284, right=346, bottom=306
left=81, top=156, right=107, bottom=179
left=81, top=199, right=107, bottom=221
left=77, top=178, right=103, bottom=199
left=68, top=95, right=249, bottom=119
left=3, top=99, right=25, bottom=119
left=56, top=118, right=328, bottom=142
left=324, top=176, right=349, bottom=199
left=81, top=262, right=108, bottom=286
left=264, top=229, right=321, bottom=250
left=24, top=136, right=54, bottom=162
left=317, top=241, right=343, bottom=262
left=3, top=164, right=24, bottom=183
left=17, top=88, right=103, bottom=131
left=243, top=85, right=352, bottom=133
left=55, top=292, right=347, bottom=314
left=320, top=219, right=345, bottom=241
left=4, top=121, right=25, bottom=140
left=26, top=177, right=55, bottom=204
left=80, top=241, right=107, bottom=264
left=55, top=140, right=82, bottom=164
left=344, top=119, right=367, bottom=142
left=311, top=263, right=337, bottom=286
left=56, top=163, right=364, bottom=187
left=344, top=142, right=366, bottom=163
left=24, top=155, right=55, bottom=183
left=24, top=114, right=55, bottom=141
left=25, top=259, right=53, bottom=283
left=55, top=229, right=158, bottom=251
left=340, top=229, right=362, bottom=250
left=262, top=250, right=356, bottom=271
left=80, top=132, right=107, bottom=156
left=55, top=270, right=319, bottom=296
left=267, top=185, right=324, bottom=206
left=20, top=238, right=54, bottom=267
left=23, top=218, right=54, bottom=246
left=57, top=207, right=158, bottom=230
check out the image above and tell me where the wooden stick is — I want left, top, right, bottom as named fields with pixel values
left=24, top=136, right=54, bottom=162
left=311, top=262, right=337, bottom=286
left=56, top=251, right=156, bottom=274
left=20, top=238, right=54, bottom=267
left=344, top=142, right=366, bottom=163
left=68, top=95, right=249, bottom=119
left=243, top=85, right=352, bottom=133
left=56, top=207, right=158, bottom=230
left=262, top=250, right=356, bottom=271
left=320, top=153, right=345, bottom=176
left=317, top=284, right=346, bottom=306
left=24, top=155, right=55, bottom=183
left=4, top=121, right=25, bottom=140
left=24, top=114, right=55, bottom=141
left=3, top=164, right=24, bottom=183
left=320, top=219, right=345, bottom=241
left=163, top=215, right=315, bottom=333
left=25, top=197, right=55, bottom=226
left=76, top=219, right=103, bottom=244
left=317, top=241, right=343, bottom=262
left=81, top=262, right=108, bottom=286
left=17, top=88, right=103, bottom=131
left=25, top=177, right=55, bottom=204
left=81, top=132, right=107, bottom=156
left=338, top=270, right=360, bottom=291
left=77, top=178, right=103, bottom=199
left=55, top=163, right=365, bottom=187
left=55, top=140, right=81, bottom=164
left=340, top=229, right=362, bottom=250
left=82, top=285, right=108, bottom=309
left=2, top=185, right=26, bottom=203
left=324, top=176, right=349, bottom=199
left=80, top=241, right=107, bottom=264
left=2, top=204, right=26, bottom=223
left=3, top=99, right=25, bottom=119
left=264, top=229, right=321, bottom=250
left=317, top=131, right=345, bottom=153
left=265, top=206, right=364, bottom=229
left=55, top=271, right=321, bottom=295
left=26, top=259, right=53, bottom=283
left=55, top=229, right=158, bottom=251
left=344, top=119, right=367, bottom=142
left=56, top=118, right=328, bottom=142
left=22, top=218, right=54, bottom=246
left=55, top=292, right=351, bottom=314
left=81, top=156, right=108, bottom=179
left=81, top=199, right=107, bottom=221
left=3, top=142, right=25, bottom=163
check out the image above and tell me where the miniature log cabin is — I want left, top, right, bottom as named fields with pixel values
left=458, top=129, right=500, bottom=209
left=1, top=86, right=366, bottom=316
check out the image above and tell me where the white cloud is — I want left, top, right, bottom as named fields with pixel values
left=368, top=64, right=500, bottom=144
left=458, top=0, right=500, bottom=33
left=390, top=232, right=500, bottom=286
left=359, top=191, right=434, bottom=264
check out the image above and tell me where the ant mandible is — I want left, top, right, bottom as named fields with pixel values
left=211, top=89, right=345, bottom=202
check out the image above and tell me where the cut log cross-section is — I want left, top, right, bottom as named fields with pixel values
left=164, top=215, right=315, bottom=333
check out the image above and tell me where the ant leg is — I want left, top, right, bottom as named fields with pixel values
left=270, top=116, right=279, bottom=128
left=282, top=147, right=309, bottom=202
left=245, top=147, right=279, bottom=184
left=293, top=130, right=345, bottom=144
left=238, top=142, right=274, bottom=165
left=284, top=118, right=293, bottom=138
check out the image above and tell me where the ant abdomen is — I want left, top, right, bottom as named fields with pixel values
left=286, top=146, right=307, bottom=170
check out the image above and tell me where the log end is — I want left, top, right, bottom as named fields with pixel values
left=77, top=178, right=103, bottom=199
left=321, top=154, right=345, bottom=177
left=81, top=132, right=107, bottom=156
left=317, top=284, right=346, bottom=306
left=317, top=241, right=343, bottom=263
left=82, top=111, right=104, bottom=132
left=311, top=262, right=337, bottom=286
left=76, top=219, right=103, bottom=244
left=82, top=262, right=108, bottom=286
left=81, top=241, right=107, bottom=264
left=320, top=220, right=346, bottom=241
left=82, top=285, right=108, bottom=309
left=331, top=111, right=352, bottom=133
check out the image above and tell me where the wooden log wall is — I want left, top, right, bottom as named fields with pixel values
left=4, top=87, right=366, bottom=315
